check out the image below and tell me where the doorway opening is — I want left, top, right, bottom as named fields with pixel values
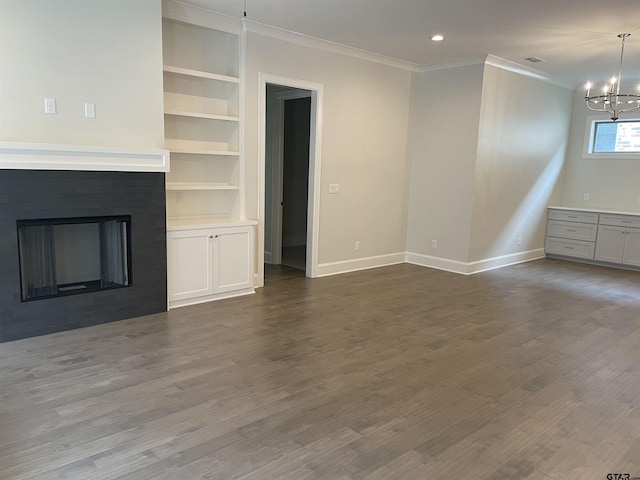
left=258, top=74, right=324, bottom=287
left=265, top=86, right=311, bottom=277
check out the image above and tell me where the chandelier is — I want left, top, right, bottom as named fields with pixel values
left=585, top=33, right=640, bottom=121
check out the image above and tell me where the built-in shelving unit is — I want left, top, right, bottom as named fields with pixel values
left=162, top=15, right=243, bottom=226
left=162, top=2, right=256, bottom=309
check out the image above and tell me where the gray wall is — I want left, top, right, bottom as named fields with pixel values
left=0, top=0, right=164, bottom=148
left=406, top=61, right=573, bottom=268
left=561, top=88, right=640, bottom=212
left=245, top=31, right=413, bottom=267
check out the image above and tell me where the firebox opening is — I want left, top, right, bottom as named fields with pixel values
left=17, top=215, right=132, bottom=302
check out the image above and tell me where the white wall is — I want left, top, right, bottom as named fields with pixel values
left=0, top=0, right=164, bottom=149
left=244, top=31, right=412, bottom=267
left=1, top=1, right=587, bottom=281
left=406, top=64, right=484, bottom=263
left=406, top=61, right=573, bottom=272
left=469, top=64, right=572, bottom=262
left=562, top=89, right=640, bottom=212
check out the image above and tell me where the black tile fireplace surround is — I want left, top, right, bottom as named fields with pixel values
left=0, top=170, right=167, bottom=342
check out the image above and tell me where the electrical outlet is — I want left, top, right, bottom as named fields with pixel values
left=518, top=236, right=522, bottom=246
left=176, top=191, right=184, bottom=203
left=583, top=192, right=590, bottom=201
left=637, top=195, right=640, bottom=205
left=44, top=97, right=56, bottom=115
left=355, top=241, right=360, bottom=251
left=431, top=240, right=437, bottom=249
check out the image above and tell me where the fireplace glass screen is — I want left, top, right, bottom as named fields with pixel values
left=17, top=216, right=132, bottom=301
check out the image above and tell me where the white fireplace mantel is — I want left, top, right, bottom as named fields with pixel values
left=0, top=142, right=170, bottom=173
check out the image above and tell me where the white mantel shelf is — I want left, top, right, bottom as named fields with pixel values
left=0, top=142, right=170, bottom=173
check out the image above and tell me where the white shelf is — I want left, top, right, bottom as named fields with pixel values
left=163, top=65, right=239, bottom=84
left=165, top=140, right=239, bottom=156
left=167, top=148, right=239, bottom=156
left=167, top=216, right=257, bottom=230
left=166, top=182, right=239, bottom=191
left=169, top=151, right=239, bottom=158
left=164, top=110, right=239, bottom=122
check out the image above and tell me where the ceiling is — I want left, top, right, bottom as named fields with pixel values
left=183, top=0, right=640, bottom=89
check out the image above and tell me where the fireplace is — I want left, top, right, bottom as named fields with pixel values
left=17, top=215, right=132, bottom=301
left=0, top=169, right=167, bottom=342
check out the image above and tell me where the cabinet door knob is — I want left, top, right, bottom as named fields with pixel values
left=209, top=236, right=213, bottom=239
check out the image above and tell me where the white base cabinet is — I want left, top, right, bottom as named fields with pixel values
left=594, top=225, right=626, bottom=264
left=544, top=209, right=598, bottom=260
left=213, top=226, right=254, bottom=294
left=168, top=228, right=214, bottom=302
left=546, top=208, right=640, bottom=271
left=594, top=214, right=640, bottom=267
left=168, top=224, right=255, bottom=308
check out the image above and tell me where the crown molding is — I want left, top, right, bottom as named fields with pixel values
left=413, top=56, right=487, bottom=73
left=485, top=55, right=572, bottom=89
left=243, top=20, right=417, bottom=71
left=163, top=0, right=242, bottom=33
left=414, top=55, right=571, bottom=89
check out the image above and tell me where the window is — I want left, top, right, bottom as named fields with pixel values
left=585, top=118, right=640, bottom=157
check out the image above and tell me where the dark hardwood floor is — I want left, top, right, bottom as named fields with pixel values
left=1, top=259, right=640, bottom=479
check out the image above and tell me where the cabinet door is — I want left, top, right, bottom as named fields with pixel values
left=594, top=225, right=625, bottom=264
left=168, top=229, right=213, bottom=302
left=213, top=226, right=254, bottom=294
left=622, top=228, right=640, bottom=267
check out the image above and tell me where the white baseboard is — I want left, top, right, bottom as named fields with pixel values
left=405, top=252, right=470, bottom=274
left=405, top=248, right=545, bottom=275
left=316, top=252, right=406, bottom=277
left=168, top=287, right=255, bottom=309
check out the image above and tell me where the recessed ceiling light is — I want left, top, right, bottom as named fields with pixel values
left=431, top=34, right=444, bottom=42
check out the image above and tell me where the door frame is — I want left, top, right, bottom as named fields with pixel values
left=257, top=73, right=324, bottom=286
left=269, top=88, right=313, bottom=266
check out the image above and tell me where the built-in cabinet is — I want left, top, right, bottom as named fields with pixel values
left=162, top=4, right=256, bottom=308
left=594, top=215, right=640, bottom=267
left=545, top=209, right=598, bottom=260
left=546, top=207, right=640, bottom=270
left=168, top=225, right=254, bottom=307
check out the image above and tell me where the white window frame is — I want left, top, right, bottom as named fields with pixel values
left=583, top=115, right=640, bottom=160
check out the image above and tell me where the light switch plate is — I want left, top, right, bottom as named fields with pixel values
left=329, top=183, right=339, bottom=194
left=84, top=103, right=96, bottom=118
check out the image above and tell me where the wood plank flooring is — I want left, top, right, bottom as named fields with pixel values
left=1, top=259, right=640, bottom=479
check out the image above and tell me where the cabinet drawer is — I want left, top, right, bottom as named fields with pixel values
left=545, top=237, right=595, bottom=260
left=546, top=220, right=597, bottom=242
left=548, top=210, right=599, bottom=224
left=598, top=214, right=640, bottom=228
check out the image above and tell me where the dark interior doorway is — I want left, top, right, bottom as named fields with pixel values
left=281, top=96, right=311, bottom=271
left=264, top=85, right=312, bottom=280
